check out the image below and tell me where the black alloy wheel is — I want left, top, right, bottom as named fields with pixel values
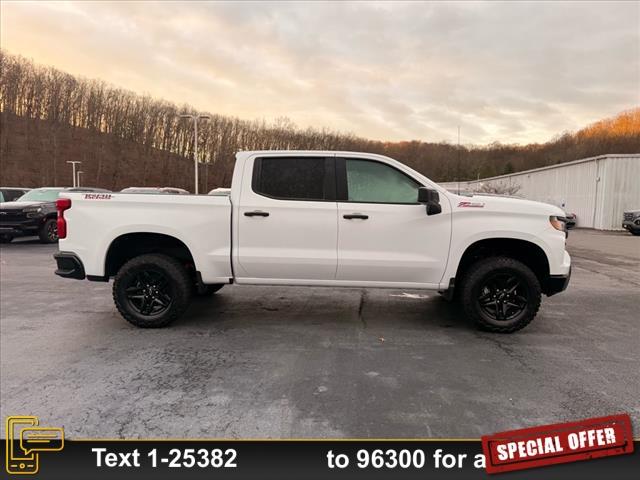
left=460, top=256, right=542, bottom=333
left=39, top=218, right=59, bottom=243
left=124, top=269, right=173, bottom=316
left=477, top=272, right=529, bottom=322
left=113, top=253, right=192, bottom=328
left=47, top=221, right=58, bottom=241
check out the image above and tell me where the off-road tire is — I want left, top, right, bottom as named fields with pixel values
left=0, top=234, right=13, bottom=243
left=460, top=256, right=541, bottom=333
left=113, top=254, right=192, bottom=328
left=38, top=218, right=58, bottom=243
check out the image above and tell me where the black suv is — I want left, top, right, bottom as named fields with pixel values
left=623, top=210, right=640, bottom=236
left=0, top=187, right=110, bottom=243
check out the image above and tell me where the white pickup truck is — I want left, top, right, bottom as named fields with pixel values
left=54, top=150, right=571, bottom=332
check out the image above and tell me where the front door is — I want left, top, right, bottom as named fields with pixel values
left=236, top=156, right=338, bottom=281
left=336, top=158, right=450, bottom=285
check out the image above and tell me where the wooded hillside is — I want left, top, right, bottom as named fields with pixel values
left=1, top=50, right=638, bottom=190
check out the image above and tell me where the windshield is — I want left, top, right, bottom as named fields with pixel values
left=17, top=189, right=63, bottom=202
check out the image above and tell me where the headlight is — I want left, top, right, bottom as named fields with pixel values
left=23, top=206, right=42, bottom=213
left=23, top=206, right=43, bottom=217
left=549, top=216, right=566, bottom=232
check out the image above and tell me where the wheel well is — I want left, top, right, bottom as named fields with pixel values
left=456, top=238, right=550, bottom=287
left=105, top=233, right=195, bottom=277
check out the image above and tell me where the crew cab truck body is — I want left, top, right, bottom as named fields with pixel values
left=54, top=151, right=571, bottom=332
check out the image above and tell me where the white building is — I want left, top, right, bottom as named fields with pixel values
left=439, top=154, right=640, bottom=230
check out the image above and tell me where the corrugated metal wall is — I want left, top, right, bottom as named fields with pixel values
left=594, top=155, right=640, bottom=230
left=438, top=154, right=640, bottom=230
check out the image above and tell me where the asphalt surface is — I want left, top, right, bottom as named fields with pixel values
left=1, top=230, right=639, bottom=439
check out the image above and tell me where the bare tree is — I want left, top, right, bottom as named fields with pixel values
left=1, top=50, right=639, bottom=190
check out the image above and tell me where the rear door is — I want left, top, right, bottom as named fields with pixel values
left=336, top=157, right=450, bottom=286
left=235, top=155, right=338, bottom=281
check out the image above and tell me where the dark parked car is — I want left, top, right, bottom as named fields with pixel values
left=0, top=187, right=30, bottom=203
left=0, top=187, right=111, bottom=243
left=622, top=209, right=640, bottom=236
left=564, top=212, right=577, bottom=229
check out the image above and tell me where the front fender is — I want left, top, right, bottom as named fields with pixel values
left=440, top=215, right=567, bottom=288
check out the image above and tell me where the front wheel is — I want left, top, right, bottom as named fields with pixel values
left=460, top=256, right=541, bottom=333
left=0, top=234, right=13, bottom=243
left=113, top=254, right=192, bottom=328
left=38, top=218, right=58, bottom=243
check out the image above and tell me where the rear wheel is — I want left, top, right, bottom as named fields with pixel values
left=113, top=254, right=192, bottom=328
left=460, top=256, right=541, bottom=333
left=0, top=234, right=13, bottom=243
left=38, top=218, right=58, bottom=243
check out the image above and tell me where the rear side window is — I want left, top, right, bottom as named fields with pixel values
left=345, top=159, right=420, bottom=204
left=253, top=157, right=330, bottom=201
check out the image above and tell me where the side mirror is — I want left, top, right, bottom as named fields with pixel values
left=418, top=187, right=439, bottom=204
left=418, top=187, right=442, bottom=216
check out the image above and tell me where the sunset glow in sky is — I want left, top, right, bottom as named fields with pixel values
left=1, top=1, right=639, bottom=144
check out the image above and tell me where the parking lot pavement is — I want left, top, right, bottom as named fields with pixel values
left=1, top=230, right=639, bottom=439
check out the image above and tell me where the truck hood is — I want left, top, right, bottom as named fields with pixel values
left=0, top=200, right=53, bottom=210
left=451, top=193, right=565, bottom=217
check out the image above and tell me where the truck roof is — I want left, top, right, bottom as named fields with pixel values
left=236, top=150, right=395, bottom=161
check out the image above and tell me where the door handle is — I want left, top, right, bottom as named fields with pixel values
left=343, top=213, right=369, bottom=220
left=244, top=210, right=270, bottom=217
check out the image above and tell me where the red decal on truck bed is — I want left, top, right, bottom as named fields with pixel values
left=84, top=193, right=112, bottom=200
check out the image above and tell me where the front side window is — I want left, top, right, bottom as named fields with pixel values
left=346, top=159, right=420, bottom=204
left=254, top=157, right=327, bottom=200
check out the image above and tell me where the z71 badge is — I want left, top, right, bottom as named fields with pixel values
left=458, top=201, right=485, bottom=208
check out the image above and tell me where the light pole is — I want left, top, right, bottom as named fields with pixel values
left=179, top=114, right=210, bottom=194
left=66, top=161, right=82, bottom=187
left=76, top=171, right=84, bottom=187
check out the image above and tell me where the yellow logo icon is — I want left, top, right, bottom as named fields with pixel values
left=6, top=416, right=64, bottom=475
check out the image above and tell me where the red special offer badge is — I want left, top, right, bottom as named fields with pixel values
left=481, top=414, right=634, bottom=474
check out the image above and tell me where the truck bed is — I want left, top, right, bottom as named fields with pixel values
left=60, top=192, right=233, bottom=284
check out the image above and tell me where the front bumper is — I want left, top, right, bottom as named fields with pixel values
left=54, top=252, right=86, bottom=280
left=0, top=222, right=40, bottom=236
left=545, top=267, right=571, bottom=297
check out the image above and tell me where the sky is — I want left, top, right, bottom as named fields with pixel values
left=1, top=1, right=639, bottom=145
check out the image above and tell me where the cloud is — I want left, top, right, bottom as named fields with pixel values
left=1, top=0, right=638, bottom=144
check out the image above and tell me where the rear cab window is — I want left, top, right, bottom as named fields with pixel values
left=252, top=157, right=335, bottom=201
